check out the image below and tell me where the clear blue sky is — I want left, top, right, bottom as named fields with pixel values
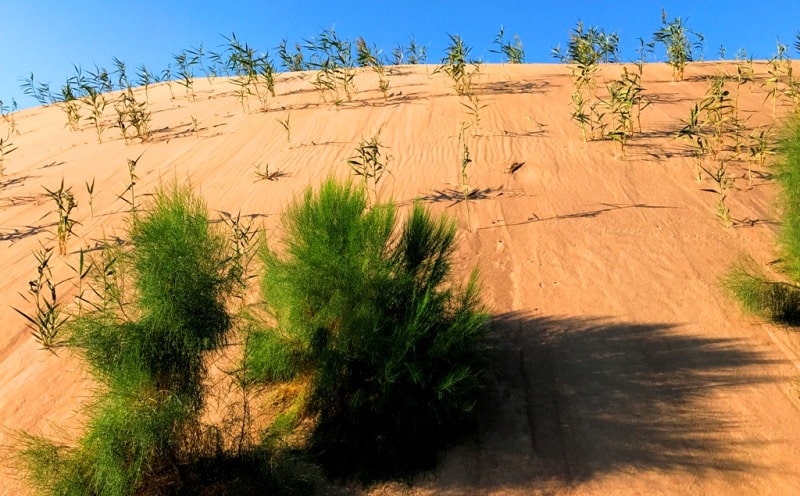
left=2, top=1, right=799, bottom=109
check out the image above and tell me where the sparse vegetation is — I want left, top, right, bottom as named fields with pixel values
left=491, top=26, right=524, bottom=64
left=305, top=28, right=356, bottom=104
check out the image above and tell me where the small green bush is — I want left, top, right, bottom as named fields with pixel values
left=250, top=179, right=488, bottom=476
left=724, top=261, right=800, bottom=325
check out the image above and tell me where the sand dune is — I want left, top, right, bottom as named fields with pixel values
left=2, top=62, right=800, bottom=495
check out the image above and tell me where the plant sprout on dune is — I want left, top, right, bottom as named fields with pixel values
left=491, top=26, right=525, bottom=64
left=277, top=38, right=305, bottom=71
left=653, top=10, right=703, bottom=81
left=356, top=37, right=391, bottom=99
left=305, top=28, right=356, bottom=104
left=435, top=34, right=478, bottom=96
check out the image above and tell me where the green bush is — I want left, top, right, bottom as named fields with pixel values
left=250, top=179, right=488, bottom=476
left=726, top=116, right=800, bottom=325
left=20, top=185, right=242, bottom=495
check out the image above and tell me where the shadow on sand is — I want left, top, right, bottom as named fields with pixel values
left=427, top=313, right=782, bottom=493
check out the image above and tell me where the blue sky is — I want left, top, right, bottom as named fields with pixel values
left=2, top=0, right=799, bottom=109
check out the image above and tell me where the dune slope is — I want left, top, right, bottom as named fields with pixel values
left=1, top=62, right=800, bottom=495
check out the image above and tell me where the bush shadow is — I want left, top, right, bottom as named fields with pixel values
left=429, top=313, right=783, bottom=492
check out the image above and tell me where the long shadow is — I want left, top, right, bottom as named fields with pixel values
left=431, top=313, right=782, bottom=492
left=476, top=202, right=675, bottom=230
left=0, top=222, right=55, bottom=243
left=473, top=80, right=554, bottom=95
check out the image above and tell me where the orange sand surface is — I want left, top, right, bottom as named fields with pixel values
left=2, top=62, right=800, bottom=495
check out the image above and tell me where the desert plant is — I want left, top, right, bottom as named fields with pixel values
left=44, top=179, right=79, bottom=256
left=724, top=261, right=800, bottom=325
left=677, top=103, right=709, bottom=181
left=347, top=129, right=391, bottom=203
left=277, top=39, right=305, bottom=71
left=276, top=112, right=292, bottom=144
left=462, top=92, right=487, bottom=132
left=88, top=64, right=114, bottom=93
left=1, top=98, right=19, bottom=135
left=56, top=79, right=81, bottom=131
left=634, top=37, right=656, bottom=76
left=434, top=34, right=479, bottom=96
left=115, top=88, right=150, bottom=142
left=392, top=36, right=428, bottom=65
left=20, top=73, right=54, bottom=106
left=253, top=162, right=285, bottom=182
left=653, top=11, right=703, bottom=81
left=86, top=178, right=96, bottom=217
left=19, top=184, right=248, bottom=495
left=356, top=37, right=390, bottom=99
left=250, top=178, right=488, bottom=476
left=118, top=155, right=141, bottom=213
left=491, top=26, right=524, bottom=63
left=305, top=28, right=356, bottom=104
left=81, top=85, right=107, bottom=143
left=0, top=130, right=17, bottom=175
left=553, top=21, right=619, bottom=65
left=747, top=126, right=774, bottom=186
left=13, top=245, right=69, bottom=351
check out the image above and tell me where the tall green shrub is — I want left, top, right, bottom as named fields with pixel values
left=248, top=179, right=488, bottom=476
left=725, top=115, right=800, bottom=325
left=20, top=185, right=239, bottom=495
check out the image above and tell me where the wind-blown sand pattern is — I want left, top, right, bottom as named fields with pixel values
left=2, top=62, right=800, bottom=495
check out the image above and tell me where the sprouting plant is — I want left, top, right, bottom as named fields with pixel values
left=136, top=63, right=153, bottom=102
left=491, top=26, right=524, bottom=63
left=277, top=39, right=305, bottom=71
left=44, top=179, right=79, bottom=256
left=305, top=28, right=356, bottom=104
left=434, top=34, right=478, bottom=96
left=347, top=129, right=391, bottom=204
left=462, top=93, right=487, bottom=133
left=0, top=98, right=19, bottom=135
left=57, top=78, right=82, bottom=131
left=707, top=155, right=735, bottom=228
left=554, top=21, right=619, bottom=65
left=190, top=115, right=200, bottom=137
left=88, top=64, right=114, bottom=93
left=13, top=245, right=68, bottom=351
left=174, top=49, right=199, bottom=100
left=120, top=154, right=141, bottom=212
left=276, top=111, right=291, bottom=144
left=764, top=40, right=793, bottom=121
left=253, top=162, right=285, bottom=182
left=115, top=87, right=150, bottom=142
left=570, top=90, right=591, bottom=141
left=677, top=103, right=708, bottom=181
left=600, top=68, right=647, bottom=160
left=652, top=10, right=703, bottom=81
left=20, top=73, right=54, bottom=106
left=81, top=85, right=107, bottom=143
left=161, top=63, right=175, bottom=99
left=747, top=127, right=773, bottom=187
left=457, top=122, right=475, bottom=229
left=225, top=33, right=277, bottom=111
left=634, top=37, right=655, bottom=76
left=356, top=37, right=390, bottom=99
left=0, top=130, right=18, bottom=175
left=218, top=210, right=258, bottom=293
left=112, top=56, right=129, bottom=89
left=86, top=178, right=95, bottom=217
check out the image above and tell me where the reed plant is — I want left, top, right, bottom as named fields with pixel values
left=392, top=36, right=427, bottom=65
left=57, top=79, right=81, bottom=131
left=305, top=28, right=356, bottom=104
left=356, top=37, right=390, bottom=99
left=0, top=129, right=17, bottom=175
left=347, top=129, right=391, bottom=204
left=114, top=88, right=151, bottom=143
left=491, top=26, right=524, bottom=63
left=277, top=39, right=305, bottom=71
left=82, top=85, right=107, bottom=143
left=435, top=34, right=479, bottom=96
left=276, top=112, right=292, bottom=144
left=44, top=179, right=79, bottom=256
left=13, top=245, right=68, bottom=351
left=653, top=10, right=703, bottom=81
left=20, top=73, right=54, bottom=106
left=0, top=98, right=19, bottom=135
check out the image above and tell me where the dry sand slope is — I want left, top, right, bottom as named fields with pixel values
left=1, top=62, right=800, bottom=495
